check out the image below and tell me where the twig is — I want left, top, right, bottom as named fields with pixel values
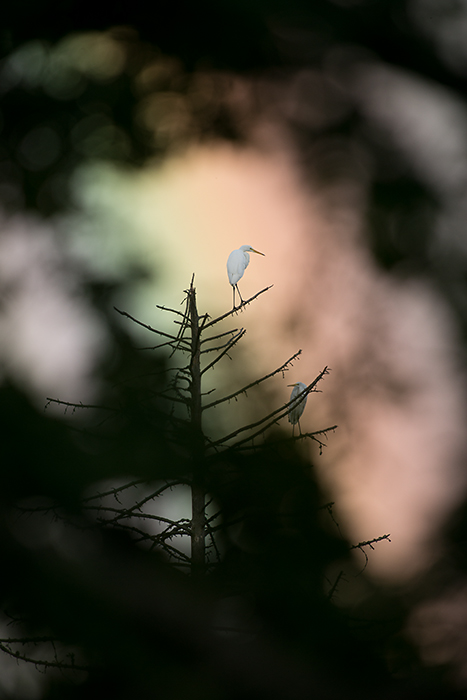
left=350, top=534, right=391, bottom=574
left=326, top=570, right=345, bottom=601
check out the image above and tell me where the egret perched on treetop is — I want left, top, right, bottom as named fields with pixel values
left=288, top=382, right=308, bottom=436
left=227, top=244, right=264, bottom=308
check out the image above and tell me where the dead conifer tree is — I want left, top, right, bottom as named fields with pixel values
left=103, top=275, right=338, bottom=578
left=3, top=275, right=394, bottom=691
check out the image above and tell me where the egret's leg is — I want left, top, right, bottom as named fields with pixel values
left=237, top=285, right=244, bottom=305
left=298, top=419, right=302, bottom=436
left=232, top=285, right=236, bottom=309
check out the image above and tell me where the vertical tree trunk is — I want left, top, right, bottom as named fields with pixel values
left=188, top=281, right=205, bottom=579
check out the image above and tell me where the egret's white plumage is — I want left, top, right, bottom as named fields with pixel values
left=287, top=382, right=307, bottom=435
left=227, top=244, right=264, bottom=308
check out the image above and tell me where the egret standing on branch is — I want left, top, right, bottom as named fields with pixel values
left=227, top=245, right=264, bottom=309
left=288, top=382, right=308, bottom=436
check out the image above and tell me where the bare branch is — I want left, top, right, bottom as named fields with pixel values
left=210, top=366, right=329, bottom=448
left=200, top=331, right=245, bottom=355
left=200, top=328, right=240, bottom=345
left=201, top=329, right=247, bottom=375
left=326, top=571, right=346, bottom=601
left=169, top=286, right=193, bottom=357
left=202, top=350, right=302, bottom=412
left=203, top=285, right=273, bottom=330
left=237, top=425, right=338, bottom=453
left=350, top=534, right=392, bottom=552
left=0, top=641, right=90, bottom=672
left=318, top=501, right=341, bottom=534
left=350, top=534, right=392, bottom=574
left=82, top=480, right=187, bottom=504
left=288, top=426, right=338, bottom=454
left=155, top=304, right=186, bottom=318
left=45, top=398, right=118, bottom=413
left=114, top=307, right=185, bottom=344
left=106, top=521, right=191, bottom=562
left=89, top=482, right=191, bottom=524
left=138, top=339, right=191, bottom=352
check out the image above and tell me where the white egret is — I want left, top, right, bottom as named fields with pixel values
left=227, top=244, right=264, bottom=308
left=288, top=382, right=308, bottom=436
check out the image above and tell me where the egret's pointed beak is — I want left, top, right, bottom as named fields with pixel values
left=251, top=248, right=265, bottom=256
left=287, top=383, right=298, bottom=387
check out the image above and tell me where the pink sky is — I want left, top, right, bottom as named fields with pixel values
left=128, top=136, right=467, bottom=582
left=2, top=129, right=465, bottom=584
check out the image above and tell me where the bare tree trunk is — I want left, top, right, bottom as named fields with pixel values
left=188, top=281, right=205, bottom=579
